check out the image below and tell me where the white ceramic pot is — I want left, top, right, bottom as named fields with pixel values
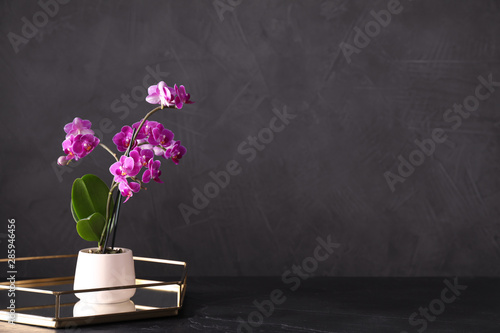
left=73, top=248, right=136, bottom=304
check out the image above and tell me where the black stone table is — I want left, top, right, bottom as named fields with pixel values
left=3, top=277, right=499, bottom=332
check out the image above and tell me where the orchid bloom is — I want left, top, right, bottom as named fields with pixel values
left=148, top=124, right=174, bottom=147
left=131, top=120, right=154, bottom=140
left=146, top=81, right=173, bottom=108
left=58, top=118, right=99, bottom=165
left=164, top=141, right=186, bottom=165
left=134, top=147, right=154, bottom=167
left=109, top=150, right=142, bottom=183
left=112, top=126, right=135, bottom=152
left=142, top=159, right=163, bottom=184
left=59, top=134, right=100, bottom=164
left=64, top=117, right=94, bottom=139
left=173, top=84, right=194, bottom=109
left=118, top=180, right=141, bottom=203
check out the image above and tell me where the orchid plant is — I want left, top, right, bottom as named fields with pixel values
left=57, top=81, right=193, bottom=254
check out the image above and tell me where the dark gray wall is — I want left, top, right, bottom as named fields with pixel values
left=1, top=0, right=499, bottom=277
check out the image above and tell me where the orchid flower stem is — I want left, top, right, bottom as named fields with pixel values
left=105, top=182, right=118, bottom=222
left=103, top=190, right=120, bottom=253
left=110, top=193, right=123, bottom=250
left=99, top=143, right=119, bottom=162
left=130, top=176, right=144, bottom=186
left=98, top=182, right=118, bottom=252
left=97, top=144, right=118, bottom=252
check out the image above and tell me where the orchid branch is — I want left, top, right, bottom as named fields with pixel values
left=99, top=143, right=119, bottom=162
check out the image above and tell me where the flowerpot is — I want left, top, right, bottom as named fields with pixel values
left=73, top=248, right=136, bottom=304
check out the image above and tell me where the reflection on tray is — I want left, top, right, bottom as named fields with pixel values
left=73, top=300, right=136, bottom=316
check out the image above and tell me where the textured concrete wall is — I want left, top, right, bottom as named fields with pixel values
left=0, top=0, right=499, bottom=276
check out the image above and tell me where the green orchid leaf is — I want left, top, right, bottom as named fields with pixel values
left=70, top=201, right=78, bottom=223
left=71, top=174, right=110, bottom=220
left=76, top=212, right=106, bottom=242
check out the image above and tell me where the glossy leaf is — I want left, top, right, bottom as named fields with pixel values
left=70, top=201, right=78, bottom=223
left=76, top=212, right=106, bottom=242
left=71, top=174, right=110, bottom=221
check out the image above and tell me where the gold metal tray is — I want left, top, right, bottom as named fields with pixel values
left=0, top=254, right=187, bottom=329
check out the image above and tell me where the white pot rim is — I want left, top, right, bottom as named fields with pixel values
left=79, top=247, right=132, bottom=255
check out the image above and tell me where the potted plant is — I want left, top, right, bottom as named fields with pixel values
left=56, top=81, right=193, bottom=304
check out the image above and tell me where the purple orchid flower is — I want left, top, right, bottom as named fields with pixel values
left=131, top=120, right=156, bottom=140
left=139, top=143, right=167, bottom=157
left=109, top=150, right=142, bottom=183
left=173, top=84, right=194, bottom=109
left=142, top=159, right=163, bottom=184
left=112, top=126, right=136, bottom=152
left=64, top=117, right=94, bottom=139
left=145, top=81, right=173, bottom=108
left=164, top=141, right=186, bottom=165
left=148, top=124, right=174, bottom=147
left=118, top=180, right=141, bottom=203
left=61, top=134, right=100, bottom=162
left=133, top=147, right=154, bottom=167
left=143, top=120, right=162, bottom=137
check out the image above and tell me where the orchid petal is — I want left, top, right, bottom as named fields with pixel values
left=129, top=182, right=141, bottom=193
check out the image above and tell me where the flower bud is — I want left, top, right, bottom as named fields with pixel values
left=57, top=156, right=69, bottom=166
